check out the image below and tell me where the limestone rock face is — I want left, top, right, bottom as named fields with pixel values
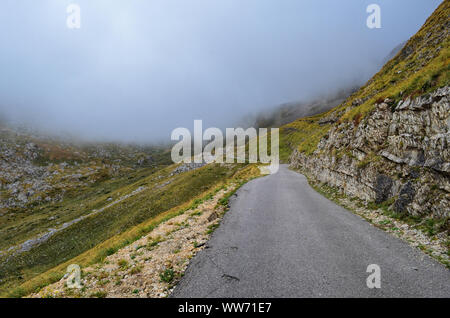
left=290, top=87, right=450, bottom=219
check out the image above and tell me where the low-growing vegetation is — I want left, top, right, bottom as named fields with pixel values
left=279, top=1, right=450, bottom=161
left=0, top=163, right=246, bottom=297
left=2, top=163, right=261, bottom=297
left=159, top=268, right=175, bottom=283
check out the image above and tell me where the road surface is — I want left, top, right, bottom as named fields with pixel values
left=172, top=165, right=450, bottom=297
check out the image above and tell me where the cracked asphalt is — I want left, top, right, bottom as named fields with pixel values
left=171, top=165, right=450, bottom=298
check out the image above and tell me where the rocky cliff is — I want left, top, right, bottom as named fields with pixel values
left=291, top=86, right=449, bottom=219
left=287, top=1, right=449, bottom=220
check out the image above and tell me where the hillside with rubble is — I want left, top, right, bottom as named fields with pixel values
left=0, top=123, right=209, bottom=295
left=0, top=120, right=261, bottom=297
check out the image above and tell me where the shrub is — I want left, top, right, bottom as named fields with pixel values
left=117, top=259, right=128, bottom=268
left=159, top=269, right=175, bottom=283
left=89, top=291, right=107, bottom=298
left=129, top=266, right=142, bottom=275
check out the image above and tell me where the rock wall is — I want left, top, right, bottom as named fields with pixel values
left=290, top=86, right=450, bottom=219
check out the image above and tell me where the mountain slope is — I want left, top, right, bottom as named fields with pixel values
left=0, top=158, right=253, bottom=297
left=242, top=86, right=358, bottom=129
left=0, top=124, right=260, bottom=296
left=284, top=2, right=449, bottom=226
left=245, top=39, right=409, bottom=132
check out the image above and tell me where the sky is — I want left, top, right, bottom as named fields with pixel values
left=0, top=0, right=443, bottom=143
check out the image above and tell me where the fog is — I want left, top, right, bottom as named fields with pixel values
left=0, top=0, right=442, bottom=143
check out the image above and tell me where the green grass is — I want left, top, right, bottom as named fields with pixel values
left=1, top=163, right=261, bottom=297
left=159, top=269, right=175, bottom=283
left=0, top=166, right=160, bottom=251
left=0, top=163, right=244, bottom=296
left=417, top=217, right=449, bottom=237
left=129, top=266, right=142, bottom=275
left=206, top=223, right=220, bottom=234
left=338, top=0, right=450, bottom=123
left=279, top=114, right=332, bottom=162
left=279, top=1, right=450, bottom=161
left=147, top=236, right=164, bottom=250
left=214, top=177, right=255, bottom=210
left=190, top=210, right=202, bottom=217
left=117, top=259, right=128, bottom=268
left=89, top=291, right=107, bottom=298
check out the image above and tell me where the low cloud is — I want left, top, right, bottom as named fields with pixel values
left=0, top=0, right=442, bottom=143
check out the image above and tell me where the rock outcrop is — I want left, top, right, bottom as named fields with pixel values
left=291, top=87, right=450, bottom=219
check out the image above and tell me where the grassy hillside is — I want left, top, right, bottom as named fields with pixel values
left=280, top=0, right=449, bottom=160
left=0, top=166, right=156, bottom=251
left=0, top=161, right=250, bottom=296
left=11, top=164, right=261, bottom=298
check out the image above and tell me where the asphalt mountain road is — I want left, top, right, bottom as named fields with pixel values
left=172, top=165, right=450, bottom=298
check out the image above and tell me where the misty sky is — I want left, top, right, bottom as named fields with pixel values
left=0, top=0, right=443, bottom=142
